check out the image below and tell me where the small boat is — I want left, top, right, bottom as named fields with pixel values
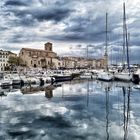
left=20, top=75, right=29, bottom=84
left=97, top=13, right=114, bottom=82
left=114, top=72, right=132, bottom=82
left=114, top=2, right=131, bottom=82
left=132, top=68, right=140, bottom=84
left=11, top=74, right=21, bottom=85
left=0, top=74, right=12, bottom=86
left=26, top=76, right=40, bottom=85
left=97, top=72, right=114, bottom=81
left=80, top=72, right=93, bottom=79
left=52, top=75, right=73, bottom=83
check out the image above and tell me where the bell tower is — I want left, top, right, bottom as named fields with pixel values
left=44, top=42, right=52, bottom=52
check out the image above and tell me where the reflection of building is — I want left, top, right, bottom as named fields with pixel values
left=21, top=85, right=55, bottom=98
left=0, top=50, right=17, bottom=71
left=45, top=85, right=55, bottom=99
left=19, top=42, right=58, bottom=69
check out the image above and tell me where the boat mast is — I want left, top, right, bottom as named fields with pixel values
left=105, top=12, right=108, bottom=71
left=122, top=3, right=126, bottom=69
left=123, top=2, right=130, bottom=73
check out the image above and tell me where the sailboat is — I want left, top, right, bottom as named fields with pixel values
left=114, top=2, right=132, bottom=82
left=97, top=13, right=114, bottom=81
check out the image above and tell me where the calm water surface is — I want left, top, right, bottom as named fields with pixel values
left=0, top=80, right=140, bottom=140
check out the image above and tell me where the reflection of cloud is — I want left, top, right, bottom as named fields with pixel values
left=1, top=80, right=140, bottom=139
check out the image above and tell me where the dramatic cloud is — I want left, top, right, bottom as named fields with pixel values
left=0, top=0, right=140, bottom=63
left=4, top=0, right=28, bottom=6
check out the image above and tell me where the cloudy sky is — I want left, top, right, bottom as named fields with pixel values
left=0, top=0, right=140, bottom=64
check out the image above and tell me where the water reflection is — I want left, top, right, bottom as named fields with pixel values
left=0, top=80, right=140, bottom=140
left=122, top=86, right=131, bottom=140
left=20, top=84, right=59, bottom=99
left=105, top=85, right=110, bottom=140
left=86, top=80, right=90, bottom=107
left=44, top=85, right=55, bottom=99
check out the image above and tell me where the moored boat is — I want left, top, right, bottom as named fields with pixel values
left=132, top=68, right=140, bottom=84
left=97, top=72, right=114, bottom=81
left=0, top=74, right=12, bottom=86
left=114, top=72, right=132, bottom=82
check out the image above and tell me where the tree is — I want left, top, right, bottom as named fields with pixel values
left=8, top=56, right=24, bottom=66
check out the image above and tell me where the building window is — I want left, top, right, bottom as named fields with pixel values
left=31, top=60, right=32, bottom=64
left=22, top=52, right=24, bottom=55
left=29, top=52, right=31, bottom=56
left=38, top=61, right=40, bottom=65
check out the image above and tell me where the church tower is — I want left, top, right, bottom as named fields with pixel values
left=44, top=42, right=53, bottom=52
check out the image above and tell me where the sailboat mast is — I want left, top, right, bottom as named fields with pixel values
left=123, top=2, right=130, bottom=73
left=105, top=12, right=108, bottom=71
left=105, top=12, right=108, bottom=55
left=122, top=3, right=126, bottom=68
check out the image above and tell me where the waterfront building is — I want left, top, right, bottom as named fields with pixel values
left=0, top=50, right=17, bottom=71
left=19, top=42, right=107, bottom=70
left=19, top=42, right=58, bottom=69
left=60, top=57, right=77, bottom=69
left=96, top=58, right=106, bottom=69
left=59, top=57, right=98, bottom=69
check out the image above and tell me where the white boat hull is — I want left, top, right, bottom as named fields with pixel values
left=97, top=72, right=114, bottom=81
left=0, top=80, right=12, bottom=86
left=114, top=73, right=132, bottom=81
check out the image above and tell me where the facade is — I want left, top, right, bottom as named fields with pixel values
left=0, top=50, right=17, bottom=71
left=59, top=57, right=100, bottom=69
left=19, top=42, right=58, bottom=69
left=60, top=57, right=77, bottom=69
left=19, top=42, right=107, bottom=69
left=96, top=59, right=106, bottom=69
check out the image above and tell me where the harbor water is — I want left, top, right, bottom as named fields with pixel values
left=0, top=80, right=140, bottom=140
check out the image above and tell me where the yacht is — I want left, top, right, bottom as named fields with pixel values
left=0, top=74, right=12, bottom=86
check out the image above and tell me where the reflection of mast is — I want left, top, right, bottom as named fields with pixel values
left=105, top=86, right=109, bottom=140
left=62, top=84, right=64, bottom=98
left=86, top=80, right=90, bottom=107
left=122, top=87, right=130, bottom=140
